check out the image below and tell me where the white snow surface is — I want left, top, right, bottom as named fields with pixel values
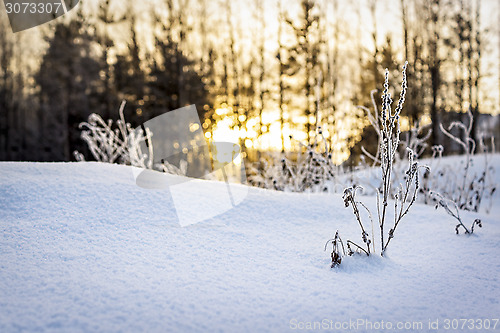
left=1, top=159, right=499, bottom=332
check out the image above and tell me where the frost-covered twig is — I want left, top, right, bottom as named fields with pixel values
left=439, top=108, right=475, bottom=207
left=383, top=148, right=428, bottom=253
left=358, top=89, right=381, bottom=166
left=474, top=135, right=496, bottom=213
left=431, top=192, right=482, bottom=234
left=403, top=123, right=432, bottom=159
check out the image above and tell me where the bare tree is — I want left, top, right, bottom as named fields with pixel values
left=96, top=0, right=127, bottom=119
left=426, top=0, right=443, bottom=147
left=254, top=0, right=268, bottom=149
left=470, top=0, right=482, bottom=143
left=285, top=0, right=322, bottom=144
left=368, top=0, right=379, bottom=87
left=277, top=0, right=286, bottom=152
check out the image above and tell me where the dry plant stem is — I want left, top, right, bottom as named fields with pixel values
left=404, top=123, right=432, bottom=159
left=383, top=149, right=427, bottom=253
left=477, top=136, right=496, bottom=211
left=433, top=191, right=482, bottom=235
left=357, top=200, right=376, bottom=253
left=343, top=186, right=372, bottom=254
left=325, top=231, right=346, bottom=267
left=347, top=240, right=369, bottom=256
left=378, top=62, right=407, bottom=255
left=439, top=109, right=475, bottom=208
left=358, top=89, right=381, bottom=166
left=470, top=219, right=482, bottom=234
left=330, top=62, right=425, bottom=266
left=431, top=191, right=470, bottom=234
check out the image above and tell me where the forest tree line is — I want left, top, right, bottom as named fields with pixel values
left=0, top=0, right=499, bottom=164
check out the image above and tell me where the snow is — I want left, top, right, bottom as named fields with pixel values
left=1, top=160, right=499, bottom=332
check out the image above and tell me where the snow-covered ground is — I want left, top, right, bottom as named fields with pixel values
left=1, top=159, right=499, bottom=332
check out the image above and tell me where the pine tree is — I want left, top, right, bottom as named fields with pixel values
left=36, top=11, right=103, bottom=161
left=145, top=24, right=208, bottom=121
left=113, top=12, right=147, bottom=127
left=0, top=12, right=14, bottom=160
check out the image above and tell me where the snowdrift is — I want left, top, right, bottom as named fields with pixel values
left=0, top=161, right=499, bottom=332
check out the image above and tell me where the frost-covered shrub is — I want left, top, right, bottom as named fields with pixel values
left=248, top=129, right=344, bottom=192
left=76, top=101, right=186, bottom=175
left=357, top=94, right=496, bottom=219
left=329, top=63, right=428, bottom=265
left=247, top=154, right=292, bottom=190
left=423, top=109, right=496, bottom=234
left=423, top=109, right=496, bottom=214
left=75, top=101, right=139, bottom=165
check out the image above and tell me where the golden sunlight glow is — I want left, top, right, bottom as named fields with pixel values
left=189, top=123, right=200, bottom=132
left=212, top=117, right=239, bottom=143
left=215, top=107, right=231, bottom=116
